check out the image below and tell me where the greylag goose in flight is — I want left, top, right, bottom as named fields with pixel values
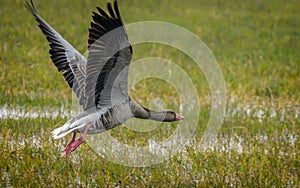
left=25, top=0, right=184, bottom=157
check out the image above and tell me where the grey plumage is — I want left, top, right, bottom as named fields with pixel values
left=26, top=0, right=183, bottom=150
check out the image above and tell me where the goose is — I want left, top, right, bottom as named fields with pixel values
left=25, top=0, right=184, bottom=157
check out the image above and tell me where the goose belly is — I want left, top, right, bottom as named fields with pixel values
left=83, top=105, right=132, bottom=134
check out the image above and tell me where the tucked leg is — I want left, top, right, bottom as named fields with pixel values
left=64, top=124, right=91, bottom=157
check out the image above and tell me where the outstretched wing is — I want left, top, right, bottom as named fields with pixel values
left=84, top=0, right=132, bottom=110
left=25, top=0, right=87, bottom=106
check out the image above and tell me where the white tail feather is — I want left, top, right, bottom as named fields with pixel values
left=51, top=121, right=74, bottom=139
left=52, top=111, right=103, bottom=139
left=51, top=119, right=81, bottom=139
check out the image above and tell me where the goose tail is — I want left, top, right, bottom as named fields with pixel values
left=52, top=118, right=79, bottom=139
left=52, top=121, right=73, bottom=139
left=51, top=113, right=92, bottom=139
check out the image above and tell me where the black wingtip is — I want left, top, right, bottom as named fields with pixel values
left=24, top=0, right=36, bottom=14
left=96, top=7, right=109, bottom=18
left=107, top=2, right=116, bottom=19
left=113, top=0, right=122, bottom=22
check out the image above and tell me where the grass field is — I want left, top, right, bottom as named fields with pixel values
left=1, top=0, right=299, bottom=187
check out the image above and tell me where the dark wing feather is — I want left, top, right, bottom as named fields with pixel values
left=107, top=2, right=116, bottom=19
left=25, top=0, right=86, bottom=105
left=84, top=0, right=132, bottom=110
left=113, top=0, right=122, bottom=23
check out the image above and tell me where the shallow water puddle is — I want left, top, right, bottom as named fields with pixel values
left=225, top=103, right=299, bottom=124
left=0, top=104, right=77, bottom=119
left=0, top=103, right=298, bottom=156
left=0, top=103, right=298, bottom=123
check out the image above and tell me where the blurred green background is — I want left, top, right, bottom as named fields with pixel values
left=0, top=0, right=299, bottom=187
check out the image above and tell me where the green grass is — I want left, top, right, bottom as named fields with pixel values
left=1, top=0, right=299, bottom=187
